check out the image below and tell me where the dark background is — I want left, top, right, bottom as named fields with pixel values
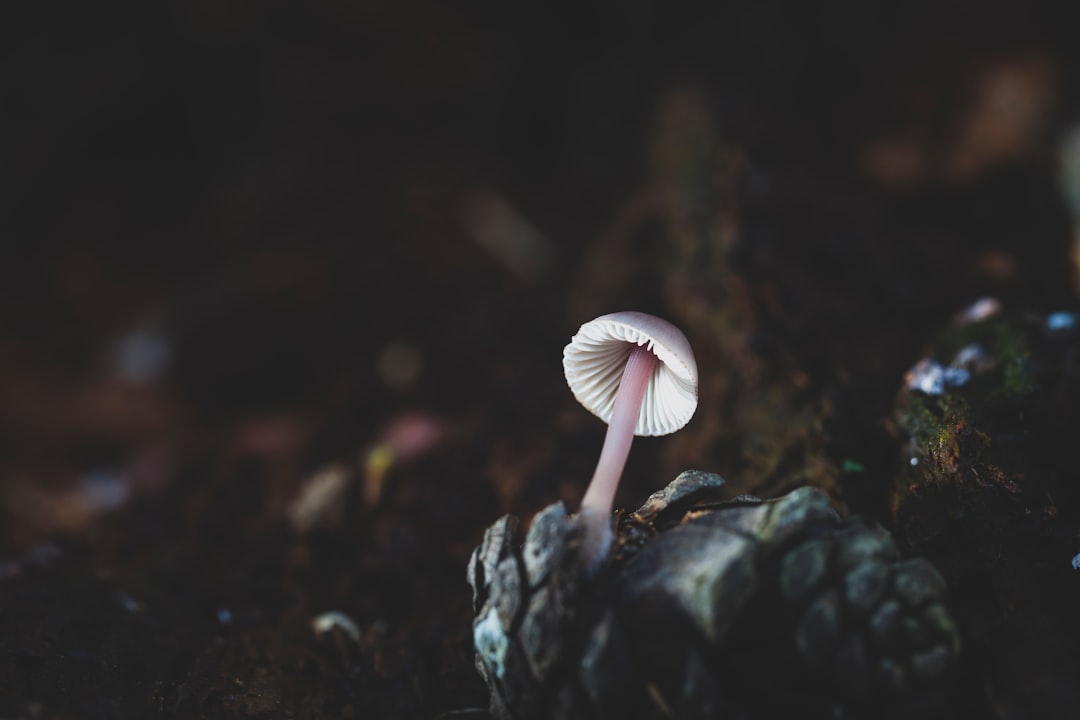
left=3, top=1, right=1080, bottom=718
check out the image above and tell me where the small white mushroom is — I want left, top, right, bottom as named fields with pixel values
left=563, top=311, right=698, bottom=574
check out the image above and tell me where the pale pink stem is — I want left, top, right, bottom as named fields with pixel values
left=579, top=344, right=657, bottom=573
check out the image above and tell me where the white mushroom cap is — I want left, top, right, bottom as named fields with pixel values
left=563, top=311, right=698, bottom=436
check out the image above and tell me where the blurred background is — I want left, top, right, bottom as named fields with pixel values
left=3, top=1, right=1080, bottom=717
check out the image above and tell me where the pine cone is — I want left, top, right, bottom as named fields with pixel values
left=468, top=502, right=634, bottom=719
left=774, top=516, right=961, bottom=701
left=468, top=472, right=960, bottom=719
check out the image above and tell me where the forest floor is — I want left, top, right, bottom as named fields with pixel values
left=3, top=2, right=1080, bottom=718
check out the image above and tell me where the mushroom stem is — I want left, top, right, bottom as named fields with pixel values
left=579, top=344, right=658, bottom=573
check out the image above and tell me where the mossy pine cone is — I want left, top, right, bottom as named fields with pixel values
left=468, top=472, right=960, bottom=719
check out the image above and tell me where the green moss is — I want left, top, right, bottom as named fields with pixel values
left=932, top=316, right=1034, bottom=402
left=991, top=322, right=1035, bottom=400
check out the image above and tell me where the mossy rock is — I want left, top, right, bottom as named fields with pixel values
left=892, top=306, right=1080, bottom=717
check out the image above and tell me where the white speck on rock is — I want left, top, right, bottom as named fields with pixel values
left=905, top=358, right=970, bottom=396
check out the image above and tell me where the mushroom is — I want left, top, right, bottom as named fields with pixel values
left=563, top=311, right=698, bottom=573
